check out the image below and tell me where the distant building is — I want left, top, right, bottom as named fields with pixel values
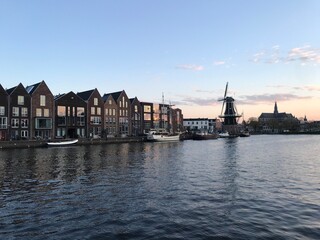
left=103, top=90, right=131, bottom=137
left=77, top=88, right=104, bottom=138
left=171, top=108, right=184, bottom=133
left=26, top=80, right=54, bottom=140
left=130, top=97, right=143, bottom=136
left=140, top=102, right=154, bottom=133
left=54, top=92, right=87, bottom=138
left=258, top=102, right=299, bottom=133
left=183, top=118, right=221, bottom=133
left=7, top=83, right=31, bottom=140
left=0, top=84, right=9, bottom=140
left=103, top=93, right=118, bottom=137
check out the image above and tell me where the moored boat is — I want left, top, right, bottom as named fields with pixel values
left=218, top=132, right=230, bottom=138
left=147, top=130, right=180, bottom=142
left=193, top=132, right=218, bottom=140
left=47, top=139, right=79, bottom=146
left=239, top=130, right=250, bottom=137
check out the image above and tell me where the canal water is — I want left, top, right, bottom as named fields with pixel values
left=0, top=135, right=319, bottom=239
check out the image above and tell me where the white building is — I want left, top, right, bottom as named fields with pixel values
left=183, top=118, right=221, bottom=133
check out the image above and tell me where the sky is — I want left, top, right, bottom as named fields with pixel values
left=1, top=0, right=320, bottom=120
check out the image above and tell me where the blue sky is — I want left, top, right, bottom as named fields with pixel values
left=1, top=0, right=320, bottom=120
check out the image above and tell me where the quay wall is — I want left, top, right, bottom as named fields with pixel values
left=0, top=137, right=146, bottom=150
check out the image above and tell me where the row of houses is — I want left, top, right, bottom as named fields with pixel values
left=0, top=81, right=183, bottom=141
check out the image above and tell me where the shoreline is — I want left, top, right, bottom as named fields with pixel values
left=0, top=136, right=146, bottom=150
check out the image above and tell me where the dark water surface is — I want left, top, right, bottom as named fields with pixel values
left=0, top=135, right=319, bottom=239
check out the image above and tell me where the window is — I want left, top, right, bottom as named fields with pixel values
left=0, top=106, right=5, bottom=115
left=36, top=108, right=42, bottom=117
left=109, top=100, right=112, bottom=105
left=90, top=116, right=101, bottom=125
left=40, top=95, right=46, bottom=106
left=21, top=130, right=28, bottom=138
left=35, top=118, right=52, bottom=129
left=144, top=113, right=151, bottom=121
left=21, top=119, right=29, bottom=128
left=135, top=105, right=138, bottom=112
left=11, top=119, right=19, bottom=128
left=21, top=108, right=28, bottom=117
left=144, top=105, right=151, bottom=112
left=56, top=128, right=65, bottom=137
left=18, top=96, right=24, bottom=105
left=91, top=107, right=95, bottom=115
left=0, top=117, right=7, bottom=129
left=113, top=109, right=116, bottom=116
left=125, top=101, right=128, bottom=108
left=97, top=107, right=101, bottom=115
left=57, top=106, right=66, bottom=116
left=77, top=107, right=85, bottom=126
left=43, top=109, right=49, bottom=117
left=12, top=107, right=19, bottom=117
left=94, top=98, right=98, bottom=106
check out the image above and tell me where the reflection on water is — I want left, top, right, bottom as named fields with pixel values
left=0, top=136, right=320, bottom=239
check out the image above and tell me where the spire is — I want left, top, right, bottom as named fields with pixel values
left=274, top=101, right=278, bottom=114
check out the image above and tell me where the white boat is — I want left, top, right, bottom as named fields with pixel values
left=47, top=139, right=78, bottom=146
left=147, top=130, right=180, bottom=142
left=219, top=132, right=230, bottom=138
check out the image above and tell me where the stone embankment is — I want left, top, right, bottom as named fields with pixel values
left=0, top=137, right=146, bottom=149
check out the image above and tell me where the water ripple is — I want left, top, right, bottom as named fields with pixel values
left=0, top=136, right=319, bottom=239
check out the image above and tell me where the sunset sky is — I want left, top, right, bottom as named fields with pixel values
left=1, top=0, right=320, bottom=120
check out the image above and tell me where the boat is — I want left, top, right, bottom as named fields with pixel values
left=146, top=93, right=181, bottom=142
left=192, top=132, right=218, bottom=140
left=218, top=131, right=230, bottom=138
left=239, top=130, right=250, bottom=137
left=147, top=130, right=180, bottom=142
left=47, top=139, right=79, bottom=146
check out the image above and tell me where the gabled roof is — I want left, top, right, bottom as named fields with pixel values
left=26, top=81, right=42, bottom=95
left=6, top=86, right=17, bottom=95
left=102, top=90, right=124, bottom=102
left=54, top=93, right=66, bottom=101
left=0, top=84, right=8, bottom=96
left=259, top=112, right=296, bottom=120
left=129, top=97, right=139, bottom=104
left=77, top=89, right=95, bottom=101
left=110, top=91, right=122, bottom=101
left=259, top=113, right=275, bottom=118
left=102, top=93, right=113, bottom=102
left=6, top=83, right=27, bottom=95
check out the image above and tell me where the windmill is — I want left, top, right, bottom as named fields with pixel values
left=218, top=82, right=242, bottom=135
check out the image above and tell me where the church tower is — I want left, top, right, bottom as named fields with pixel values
left=274, top=102, right=278, bottom=114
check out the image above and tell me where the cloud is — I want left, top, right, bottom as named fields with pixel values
left=175, top=64, right=204, bottom=71
left=238, top=93, right=312, bottom=105
left=268, top=84, right=320, bottom=92
left=251, top=45, right=320, bottom=66
left=213, top=61, right=225, bottom=66
left=173, top=95, right=220, bottom=106
left=194, top=89, right=217, bottom=94
left=286, top=46, right=320, bottom=65
left=251, top=51, right=265, bottom=63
